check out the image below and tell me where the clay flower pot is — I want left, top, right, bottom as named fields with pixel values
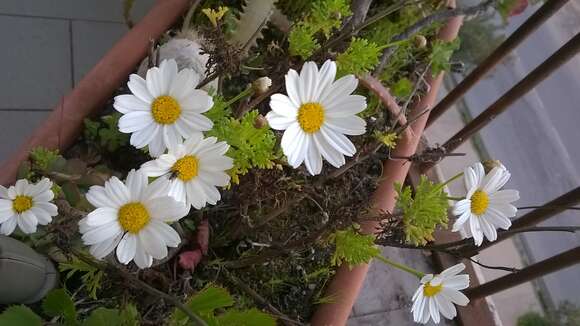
left=0, top=0, right=465, bottom=323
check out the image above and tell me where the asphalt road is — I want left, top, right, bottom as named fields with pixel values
left=458, top=1, right=580, bottom=308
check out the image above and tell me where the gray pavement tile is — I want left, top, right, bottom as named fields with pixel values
left=0, top=110, right=50, bottom=162
left=0, top=0, right=156, bottom=23
left=351, top=247, right=437, bottom=318
left=0, top=15, right=71, bottom=110
left=72, top=20, right=126, bottom=84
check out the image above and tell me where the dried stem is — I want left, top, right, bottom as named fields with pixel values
left=221, top=269, right=303, bottom=326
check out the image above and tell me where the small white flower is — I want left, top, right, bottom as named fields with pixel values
left=0, top=178, right=58, bottom=235
left=114, top=59, right=214, bottom=157
left=411, top=263, right=470, bottom=324
left=452, top=162, right=519, bottom=246
left=79, top=170, right=188, bottom=269
left=266, top=60, right=367, bottom=175
left=141, top=134, right=233, bottom=209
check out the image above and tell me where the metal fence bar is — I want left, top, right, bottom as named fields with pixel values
left=421, top=31, right=580, bottom=173
left=459, top=186, right=580, bottom=257
left=426, top=0, right=570, bottom=127
left=465, top=246, right=580, bottom=300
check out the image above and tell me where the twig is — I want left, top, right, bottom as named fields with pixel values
left=254, top=194, right=306, bottom=228
left=241, top=12, right=272, bottom=53
left=221, top=269, right=303, bottom=326
left=197, top=71, right=219, bottom=89
left=373, top=0, right=495, bottom=76
left=465, top=256, right=520, bottom=273
left=235, top=84, right=282, bottom=118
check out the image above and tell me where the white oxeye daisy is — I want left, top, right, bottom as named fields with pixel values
left=79, top=169, right=188, bottom=269
left=114, top=59, right=214, bottom=157
left=452, top=162, right=519, bottom=246
left=266, top=60, right=367, bottom=175
left=0, top=178, right=58, bottom=235
left=411, top=263, right=470, bottom=324
left=141, top=134, right=233, bottom=210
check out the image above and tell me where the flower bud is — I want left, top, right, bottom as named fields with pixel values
left=252, top=77, right=272, bottom=95
left=482, top=159, right=504, bottom=174
left=414, top=35, right=427, bottom=48
left=253, top=114, right=268, bottom=129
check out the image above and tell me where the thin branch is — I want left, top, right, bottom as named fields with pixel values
left=374, top=0, right=495, bottom=76
left=465, top=256, right=520, bottom=273
left=517, top=205, right=580, bottom=211
left=222, top=269, right=303, bottom=326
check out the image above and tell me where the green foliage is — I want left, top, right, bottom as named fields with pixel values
left=288, top=0, right=351, bottom=59
left=84, top=308, right=122, bottom=326
left=30, top=147, right=63, bottom=171
left=84, top=113, right=130, bottom=152
left=336, top=38, right=383, bottom=76
left=42, top=289, right=77, bottom=325
left=374, top=131, right=398, bottom=149
left=0, top=305, right=42, bottom=326
left=288, top=25, right=320, bottom=60
left=517, top=312, right=550, bottom=326
left=171, top=285, right=275, bottom=326
left=59, top=257, right=104, bottom=300
left=429, top=39, right=460, bottom=76
left=119, top=304, right=140, bottom=326
left=395, top=176, right=449, bottom=246
left=454, top=17, right=505, bottom=72
left=391, top=77, right=413, bottom=98
left=208, top=110, right=279, bottom=185
left=329, top=226, right=381, bottom=268
left=217, top=309, right=276, bottom=326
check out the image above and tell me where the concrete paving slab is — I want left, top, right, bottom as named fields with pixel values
left=0, top=15, right=71, bottom=110
left=0, top=0, right=156, bottom=23
left=72, top=20, right=126, bottom=84
left=349, top=246, right=451, bottom=325
left=0, top=110, right=50, bottom=162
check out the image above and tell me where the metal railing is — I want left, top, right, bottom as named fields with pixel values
left=417, top=0, right=580, bottom=304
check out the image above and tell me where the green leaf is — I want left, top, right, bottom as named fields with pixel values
left=395, top=176, right=449, bottom=245
left=207, top=110, right=279, bottom=185
left=171, top=285, right=234, bottom=324
left=288, top=24, right=319, bottom=59
left=217, top=308, right=276, bottom=326
left=59, top=257, right=104, bottom=299
left=29, top=147, right=63, bottom=172
left=429, top=39, right=460, bottom=76
left=42, top=288, right=77, bottom=325
left=83, top=308, right=121, bottom=326
left=330, top=226, right=381, bottom=268
left=391, top=78, right=413, bottom=98
left=119, top=304, right=140, bottom=326
left=0, top=306, right=42, bottom=326
left=336, top=38, right=383, bottom=76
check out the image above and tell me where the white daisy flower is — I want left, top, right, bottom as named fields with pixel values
left=266, top=60, right=367, bottom=175
left=0, top=178, right=58, bottom=235
left=79, top=169, right=188, bottom=269
left=140, top=134, right=233, bottom=209
left=411, top=263, right=470, bottom=324
left=452, top=162, right=519, bottom=246
left=114, top=59, right=214, bottom=157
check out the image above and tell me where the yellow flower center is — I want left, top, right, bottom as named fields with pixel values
left=118, top=203, right=150, bottom=233
left=13, top=195, right=33, bottom=213
left=423, top=282, right=443, bottom=297
left=151, top=95, right=181, bottom=124
left=471, top=190, right=489, bottom=216
left=172, top=155, right=199, bottom=181
left=297, top=102, right=325, bottom=133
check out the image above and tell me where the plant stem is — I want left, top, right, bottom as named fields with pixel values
left=447, top=196, right=463, bottom=201
left=441, top=172, right=463, bottom=187
left=225, top=87, right=254, bottom=108
left=181, top=0, right=202, bottom=34
left=375, top=255, right=425, bottom=278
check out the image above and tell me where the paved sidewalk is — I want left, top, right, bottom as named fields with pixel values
left=0, top=0, right=154, bottom=163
